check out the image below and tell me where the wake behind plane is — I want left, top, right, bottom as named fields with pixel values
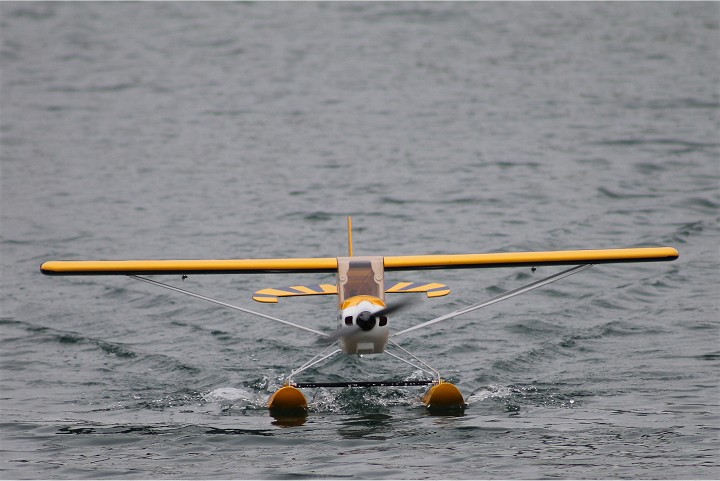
left=40, top=218, right=679, bottom=414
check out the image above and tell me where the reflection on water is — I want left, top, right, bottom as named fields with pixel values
left=269, top=409, right=308, bottom=427
left=338, top=413, right=394, bottom=440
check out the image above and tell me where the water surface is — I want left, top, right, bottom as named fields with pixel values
left=1, top=2, right=718, bottom=479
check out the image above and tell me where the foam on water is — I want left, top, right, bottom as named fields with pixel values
left=467, top=384, right=513, bottom=404
left=203, top=387, right=256, bottom=404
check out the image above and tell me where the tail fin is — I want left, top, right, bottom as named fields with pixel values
left=347, top=216, right=354, bottom=257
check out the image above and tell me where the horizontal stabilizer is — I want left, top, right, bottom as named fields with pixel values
left=253, top=284, right=338, bottom=303
left=385, top=281, right=450, bottom=298
left=253, top=282, right=450, bottom=302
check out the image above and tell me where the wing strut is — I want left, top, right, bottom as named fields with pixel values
left=391, top=264, right=593, bottom=337
left=128, top=275, right=329, bottom=338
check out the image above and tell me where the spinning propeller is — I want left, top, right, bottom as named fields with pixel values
left=320, top=298, right=416, bottom=344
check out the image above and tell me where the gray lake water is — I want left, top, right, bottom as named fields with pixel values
left=1, top=2, right=719, bottom=479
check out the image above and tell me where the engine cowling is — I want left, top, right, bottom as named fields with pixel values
left=338, top=296, right=389, bottom=354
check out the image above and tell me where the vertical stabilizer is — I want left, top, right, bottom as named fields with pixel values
left=347, top=216, right=354, bottom=257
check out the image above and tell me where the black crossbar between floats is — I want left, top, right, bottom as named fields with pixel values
left=293, top=380, right=434, bottom=388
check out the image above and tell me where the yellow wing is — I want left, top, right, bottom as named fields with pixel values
left=40, top=258, right=338, bottom=275
left=383, top=247, right=678, bottom=270
left=40, top=247, right=678, bottom=276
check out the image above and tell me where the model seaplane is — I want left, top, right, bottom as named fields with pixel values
left=40, top=218, right=678, bottom=413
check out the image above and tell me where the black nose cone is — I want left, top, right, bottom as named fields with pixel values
left=356, top=311, right=376, bottom=331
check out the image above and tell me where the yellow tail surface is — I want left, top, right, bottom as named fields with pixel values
left=347, top=216, right=354, bottom=257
